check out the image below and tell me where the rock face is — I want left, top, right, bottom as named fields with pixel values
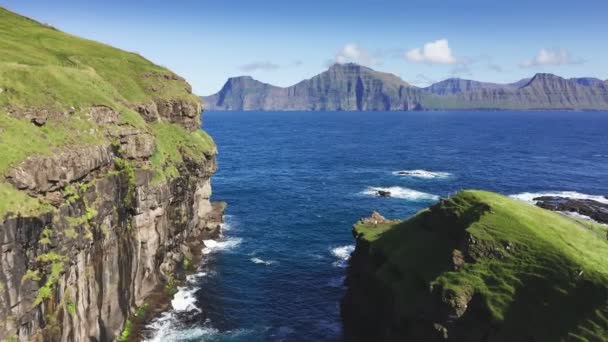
left=534, top=196, right=608, bottom=224
left=203, top=64, right=608, bottom=111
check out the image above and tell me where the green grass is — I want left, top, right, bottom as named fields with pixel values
left=355, top=190, right=608, bottom=341
left=149, top=122, right=216, bottom=182
left=0, top=7, right=212, bottom=218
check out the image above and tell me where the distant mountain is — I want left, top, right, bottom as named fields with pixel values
left=203, top=63, right=608, bottom=111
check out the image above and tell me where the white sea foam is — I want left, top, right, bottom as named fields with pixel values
left=185, top=271, right=207, bottom=283
left=145, top=322, right=252, bottom=342
left=362, top=186, right=440, bottom=201
left=250, top=257, right=276, bottom=265
left=171, top=286, right=201, bottom=313
left=202, top=237, right=242, bottom=255
left=331, top=245, right=354, bottom=268
left=392, top=169, right=453, bottom=179
left=510, top=191, right=608, bottom=205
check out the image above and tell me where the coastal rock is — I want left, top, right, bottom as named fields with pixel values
left=376, top=190, right=391, bottom=197
left=6, top=145, right=114, bottom=193
left=533, top=196, right=608, bottom=224
left=155, top=98, right=202, bottom=131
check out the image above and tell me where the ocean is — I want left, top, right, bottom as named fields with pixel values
left=144, top=111, right=608, bottom=341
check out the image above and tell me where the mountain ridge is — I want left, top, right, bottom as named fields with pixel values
left=203, top=63, right=608, bottom=111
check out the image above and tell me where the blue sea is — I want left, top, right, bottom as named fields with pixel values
left=144, top=111, right=608, bottom=341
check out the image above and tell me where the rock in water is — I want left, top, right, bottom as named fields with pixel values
left=533, top=196, right=608, bottom=224
left=377, top=190, right=391, bottom=197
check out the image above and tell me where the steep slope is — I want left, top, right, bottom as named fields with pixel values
left=0, top=7, right=222, bottom=341
left=204, top=64, right=608, bottom=111
left=342, top=191, right=608, bottom=341
left=203, top=63, right=425, bottom=111
left=425, top=78, right=510, bottom=95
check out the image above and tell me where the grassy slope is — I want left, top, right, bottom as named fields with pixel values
left=354, top=190, right=608, bottom=341
left=0, top=7, right=214, bottom=217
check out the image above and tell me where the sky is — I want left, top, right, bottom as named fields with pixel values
left=3, top=0, right=608, bottom=95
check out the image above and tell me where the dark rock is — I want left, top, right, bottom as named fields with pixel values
left=533, top=196, right=608, bottom=224
left=377, top=190, right=391, bottom=197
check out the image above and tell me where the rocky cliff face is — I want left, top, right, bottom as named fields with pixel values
left=0, top=7, right=223, bottom=341
left=203, top=64, right=608, bottom=111
left=0, top=147, right=223, bottom=341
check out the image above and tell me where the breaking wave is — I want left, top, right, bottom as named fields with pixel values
left=361, top=186, right=440, bottom=201
left=392, top=169, right=453, bottom=179
left=510, top=191, right=608, bottom=205
left=330, top=245, right=354, bottom=268
left=250, top=257, right=276, bottom=265
left=202, top=237, right=242, bottom=255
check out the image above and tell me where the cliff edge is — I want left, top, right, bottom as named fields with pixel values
left=342, top=190, right=608, bottom=341
left=0, top=7, right=222, bottom=341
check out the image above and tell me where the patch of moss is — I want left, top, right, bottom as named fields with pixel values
left=118, top=319, right=133, bottom=342
left=34, top=261, right=63, bottom=306
left=66, top=301, right=76, bottom=316
left=114, top=157, right=136, bottom=205
left=22, top=269, right=41, bottom=283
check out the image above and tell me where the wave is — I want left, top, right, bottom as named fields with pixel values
left=393, top=169, right=452, bottom=179
left=171, top=286, right=201, bottom=313
left=202, top=237, right=242, bottom=255
left=145, top=320, right=253, bottom=342
left=250, top=257, right=276, bottom=266
left=331, top=245, right=354, bottom=268
left=510, top=191, right=608, bottom=205
left=361, top=186, right=440, bottom=201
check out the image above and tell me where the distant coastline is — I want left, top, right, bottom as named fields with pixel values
left=202, top=63, right=608, bottom=112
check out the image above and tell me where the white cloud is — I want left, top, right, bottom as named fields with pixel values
left=239, top=61, right=280, bottom=72
left=405, top=39, right=457, bottom=64
left=335, top=43, right=374, bottom=66
left=520, top=48, right=583, bottom=68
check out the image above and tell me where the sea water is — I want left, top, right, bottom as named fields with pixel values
left=145, top=111, right=608, bottom=341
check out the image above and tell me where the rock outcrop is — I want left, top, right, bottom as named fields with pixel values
left=342, top=191, right=608, bottom=341
left=534, top=196, right=608, bottom=224
left=203, top=63, right=608, bottom=111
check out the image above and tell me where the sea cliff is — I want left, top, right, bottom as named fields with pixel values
left=0, top=8, right=222, bottom=341
left=342, top=191, right=608, bottom=341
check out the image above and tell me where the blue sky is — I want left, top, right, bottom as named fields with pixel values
left=3, top=0, right=607, bottom=95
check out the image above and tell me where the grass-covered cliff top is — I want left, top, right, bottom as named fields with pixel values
left=355, top=190, right=608, bottom=340
left=0, top=7, right=214, bottom=217
left=0, top=7, right=198, bottom=111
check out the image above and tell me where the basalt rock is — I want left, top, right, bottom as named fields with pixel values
left=534, top=196, right=608, bottom=224
left=0, top=156, right=222, bottom=341
left=5, top=145, right=114, bottom=193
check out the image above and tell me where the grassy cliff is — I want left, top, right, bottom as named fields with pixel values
left=0, top=7, right=214, bottom=217
left=347, top=190, right=608, bottom=341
